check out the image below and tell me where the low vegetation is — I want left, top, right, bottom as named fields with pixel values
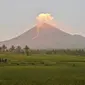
left=0, top=45, right=85, bottom=85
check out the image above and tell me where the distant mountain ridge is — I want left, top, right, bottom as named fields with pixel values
left=0, top=23, right=85, bottom=49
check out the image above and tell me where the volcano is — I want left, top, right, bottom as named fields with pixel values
left=0, top=23, right=85, bottom=49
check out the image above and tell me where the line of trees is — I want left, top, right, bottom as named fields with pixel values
left=0, top=45, right=30, bottom=56
left=45, top=49, right=85, bottom=56
left=31, top=49, right=85, bottom=56
left=0, top=44, right=85, bottom=56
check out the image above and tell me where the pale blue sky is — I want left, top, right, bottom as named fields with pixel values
left=0, top=0, right=85, bottom=41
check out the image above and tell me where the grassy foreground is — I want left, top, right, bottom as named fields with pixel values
left=0, top=53, right=85, bottom=85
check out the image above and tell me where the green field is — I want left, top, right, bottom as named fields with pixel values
left=0, top=53, right=85, bottom=85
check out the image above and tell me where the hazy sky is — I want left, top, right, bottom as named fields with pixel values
left=0, top=0, right=85, bottom=41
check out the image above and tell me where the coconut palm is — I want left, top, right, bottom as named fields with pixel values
left=9, top=45, right=15, bottom=52
left=2, top=45, right=7, bottom=52
left=24, top=45, right=30, bottom=56
left=15, top=46, right=22, bottom=53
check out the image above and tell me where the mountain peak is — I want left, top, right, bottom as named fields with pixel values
left=37, top=23, right=56, bottom=29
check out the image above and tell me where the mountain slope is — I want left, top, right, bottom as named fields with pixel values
left=0, top=23, right=85, bottom=49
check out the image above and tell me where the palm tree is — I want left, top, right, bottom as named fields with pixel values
left=15, top=46, right=22, bottom=53
left=2, top=45, right=7, bottom=52
left=24, top=45, right=30, bottom=56
left=0, top=47, right=2, bottom=52
left=9, top=45, right=15, bottom=52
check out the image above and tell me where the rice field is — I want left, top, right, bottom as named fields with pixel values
left=0, top=53, right=85, bottom=85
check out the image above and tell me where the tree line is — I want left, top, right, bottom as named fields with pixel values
left=0, top=45, right=30, bottom=56
left=0, top=44, right=85, bottom=56
left=31, top=49, right=85, bottom=56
